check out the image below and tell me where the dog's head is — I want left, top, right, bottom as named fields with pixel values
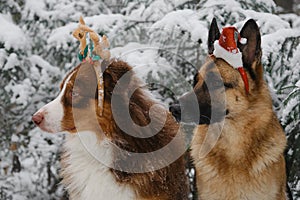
left=31, top=60, right=138, bottom=134
left=32, top=62, right=101, bottom=133
left=170, top=18, right=269, bottom=125
left=32, top=60, right=169, bottom=136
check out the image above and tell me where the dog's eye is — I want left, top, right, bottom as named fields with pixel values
left=72, top=91, right=79, bottom=97
left=69, top=90, right=79, bottom=98
left=224, top=82, right=234, bottom=88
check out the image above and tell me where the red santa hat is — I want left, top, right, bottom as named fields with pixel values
left=213, top=26, right=249, bottom=94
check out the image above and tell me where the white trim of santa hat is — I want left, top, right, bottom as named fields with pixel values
left=213, top=40, right=243, bottom=69
left=212, top=26, right=249, bottom=94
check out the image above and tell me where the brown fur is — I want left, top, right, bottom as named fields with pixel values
left=60, top=60, right=189, bottom=199
left=191, top=59, right=287, bottom=200
left=187, top=19, right=286, bottom=200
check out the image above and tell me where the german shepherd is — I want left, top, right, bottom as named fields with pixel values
left=170, top=19, right=287, bottom=200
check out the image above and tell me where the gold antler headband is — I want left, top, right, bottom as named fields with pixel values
left=72, top=16, right=111, bottom=116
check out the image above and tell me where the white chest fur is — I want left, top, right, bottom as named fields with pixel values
left=61, top=131, right=136, bottom=200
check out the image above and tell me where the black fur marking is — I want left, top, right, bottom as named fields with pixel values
left=208, top=18, right=220, bottom=55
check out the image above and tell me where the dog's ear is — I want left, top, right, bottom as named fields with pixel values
left=79, top=16, right=86, bottom=25
left=208, top=18, right=220, bottom=55
left=238, top=19, right=262, bottom=79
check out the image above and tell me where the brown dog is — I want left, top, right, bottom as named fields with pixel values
left=170, top=19, right=287, bottom=200
left=32, top=60, right=189, bottom=200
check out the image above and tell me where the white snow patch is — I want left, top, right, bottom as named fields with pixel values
left=151, top=9, right=207, bottom=42
left=262, top=28, right=300, bottom=57
left=3, top=53, right=19, bottom=70
left=202, top=0, right=241, bottom=8
left=11, top=134, right=19, bottom=142
left=24, top=0, right=47, bottom=19
left=0, top=49, right=7, bottom=66
left=287, top=148, right=293, bottom=156
left=47, top=23, right=77, bottom=49
left=0, top=14, right=29, bottom=50
left=296, top=80, right=300, bottom=88
left=84, top=14, right=126, bottom=37
left=4, top=78, right=36, bottom=106
left=27, top=55, right=61, bottom=82
left=111, top=42, right=172, bottom=79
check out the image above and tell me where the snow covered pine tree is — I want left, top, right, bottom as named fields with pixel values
left=0, top=0, right=299, bottom=199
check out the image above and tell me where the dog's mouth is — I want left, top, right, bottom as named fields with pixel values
left=170, top=104, right=211, bottom=124
left=40, top=126, right=56, bottom=133
left=170, top=103, right=229, bottom=125
left=65, top=127, right=77, bottom=133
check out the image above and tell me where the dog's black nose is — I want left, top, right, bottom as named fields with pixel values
left=169, top=103, right=181, bottom=122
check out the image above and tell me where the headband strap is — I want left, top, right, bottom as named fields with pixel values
left=73, top=16, right=111, bottom=115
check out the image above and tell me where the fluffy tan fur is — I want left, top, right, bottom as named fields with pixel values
left=190, top=19, right=287, bottom=200
left=191, top=54, right=286, bottom=200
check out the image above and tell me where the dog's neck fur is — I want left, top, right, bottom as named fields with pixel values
left=193, top=78, right=285, bottom=167
left=58, top=60, right=188, bottom=200
left=191, top=80, right=287, bottom=200
left=60, top=131, right=136, bottom=200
